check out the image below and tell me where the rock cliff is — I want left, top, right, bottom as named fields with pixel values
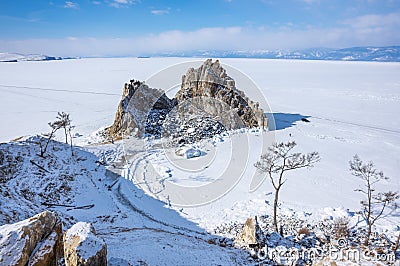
left=176, top=59, right=267, bottom=130
left=105, top=79, right=176, bottom=139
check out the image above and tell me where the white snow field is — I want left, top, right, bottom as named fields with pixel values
left=1, top=58, right=399, bottom=264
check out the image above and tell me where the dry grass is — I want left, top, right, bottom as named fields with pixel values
left=298, top=227, right=311, bottom=236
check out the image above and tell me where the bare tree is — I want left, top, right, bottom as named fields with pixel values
left=56, top=112, right=71, bottom=144
left=38, top=112, right=74, bottom=157
left=38, top=120, right=62, bottom=157
left=393, top=232, right=400, bottom=252
left=350, top=155, right=399, bottom=246
left=254, top=141, right=320, bottom=232
left=68, top=125, right=75, bottom=156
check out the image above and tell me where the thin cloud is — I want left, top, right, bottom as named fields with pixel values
left=151, top=9, right=170, bottom=15
left=340, top=13, right=400, bottom=44
left=109, top=0, right=138, bottom=8
left=342, top=13, right=400, bottom=29
left=302, top=0, right=320, bottom=4
left=63, top=1, right=79, bottom=9
left=1, top=21, right=399, bottom=57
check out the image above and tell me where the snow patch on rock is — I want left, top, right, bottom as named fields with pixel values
left=175, top=145, right=204, bottom=159
left=64, top=222, right=107, bottom=263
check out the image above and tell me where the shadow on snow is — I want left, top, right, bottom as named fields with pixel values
left=265, top=112, right=311, bottom=131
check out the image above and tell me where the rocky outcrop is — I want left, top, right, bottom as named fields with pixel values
left=106, top=59, right=267, bottom=141
left=0, top=213, right=107, bottom=266
left=105, top=79, right=176, bottom=139
left=176, top=59, right=267, bottom=130
left=0, top=211, right=63, bottom=266
left=235, top=217, right=261, bottom=247
left=64, top=222, right=107, bottom=266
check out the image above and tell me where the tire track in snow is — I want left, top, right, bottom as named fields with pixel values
left=312, top=116, right=400, bottom=134
left=0, top=84, right=121, bottom=96
left=114, top=181, right=206, bottom=237
left=124, top=150, right=167, bottom=198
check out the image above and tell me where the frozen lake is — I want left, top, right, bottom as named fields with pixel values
left=1, top=58, right=399, bottom=142
left=0, top=57, right=399, bottom=225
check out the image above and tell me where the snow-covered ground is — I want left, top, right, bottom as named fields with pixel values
left=1, top=58, right=399, bottom=264
left=0, top=137, right=249, bottom=265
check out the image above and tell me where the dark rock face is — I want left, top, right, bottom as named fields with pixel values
left=106, top=59, right=267, bottom=141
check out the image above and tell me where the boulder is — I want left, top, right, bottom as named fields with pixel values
left=28, top=221, right=63, bottom=266
left=64, top=222, right=107, bottom=266
left=175, top=146, right=202, bottom=159
left=0, top=211, right=62, bottom=266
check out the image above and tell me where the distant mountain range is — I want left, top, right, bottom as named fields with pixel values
left=2, top=46, right=399, bottom=62
left=152, top=46, right=400, bottom=62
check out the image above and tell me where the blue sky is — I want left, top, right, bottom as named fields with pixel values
left=0, top=0, right=399, bottom=56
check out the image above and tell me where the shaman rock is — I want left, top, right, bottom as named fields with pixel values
left=106, top=59, right=267, bottom=140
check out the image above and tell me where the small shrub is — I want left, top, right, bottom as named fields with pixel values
left=333, top=217, right=350, bottom=239
left=207, top=239, right=216, bottom=245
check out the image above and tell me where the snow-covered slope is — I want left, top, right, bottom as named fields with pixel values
left=0, top=52, right=73, bottom=62
left=0, top=137, right=249, bottom=264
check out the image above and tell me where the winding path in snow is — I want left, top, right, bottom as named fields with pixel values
left=105, top=151, right=208, bottom=240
